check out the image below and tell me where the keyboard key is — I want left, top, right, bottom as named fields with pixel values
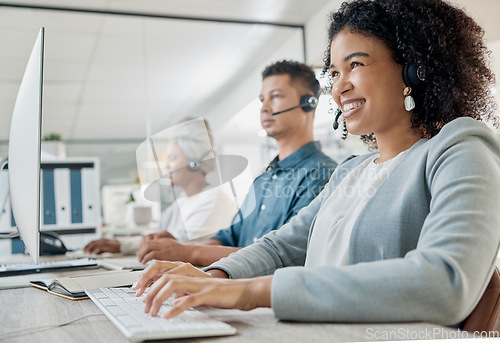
left=106, top=305, right=126, bottom=316
left=98, top=298, right=115, bottom=306
left=116, top=315, right=139, bottom=327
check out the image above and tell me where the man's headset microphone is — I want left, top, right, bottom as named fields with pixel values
left=271, top=94, right=343, bottom=131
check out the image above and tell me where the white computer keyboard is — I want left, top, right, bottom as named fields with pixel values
left=85, top=287, right=236, bottom=342
left=0, top=257, right=98, bottom=277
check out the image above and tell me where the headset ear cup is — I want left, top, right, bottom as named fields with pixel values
left=186, top=149, right=213, bottom=172
left=403, top=62, right=425, bottom=88
left=187, top=160, right=200, bottom=172
left=300, top=95, right=319, bottom=112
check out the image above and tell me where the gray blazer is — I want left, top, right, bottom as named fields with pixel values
left=207, top=117, right=500, bottom=326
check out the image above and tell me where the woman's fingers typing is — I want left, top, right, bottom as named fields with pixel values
left=164, top=291, right=211, bottom=319
left=145, top=275, right=201, bottom=316
left=131, top=260, right=272, bottom=320
left=132, top=261, right=210, bottom=296
left=132, top=260, right=181, bottom=296
left=139, top=275, right=273, bottom=319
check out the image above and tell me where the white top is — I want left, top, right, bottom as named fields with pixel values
left=304, top=150, right=407, bottom=268
left=119, top=184, right=238, bottom=255
left=162, top=184, right=237, bottom=241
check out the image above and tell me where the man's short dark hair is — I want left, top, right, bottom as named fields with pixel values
left=262, top=60, right=320, bottom=99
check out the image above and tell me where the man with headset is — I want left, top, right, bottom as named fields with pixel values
left=136, top=60, right=338, bottom=266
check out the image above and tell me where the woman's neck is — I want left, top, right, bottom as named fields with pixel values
left=375, top=129, right=422, bottom=163
left=182, top=177, right=209, bottom=197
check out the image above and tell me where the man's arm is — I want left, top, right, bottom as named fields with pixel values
left=190, top=244, right=241, bottom=266
left=204, top=238, right=224, bottom=245
left=210, top=218, right=241, bottom=247
left=136, top=237, right=240, bottom=266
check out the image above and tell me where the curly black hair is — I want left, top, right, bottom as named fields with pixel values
left=323, top=0, right=498, bottom=145
left=262, top=60, right=321, bottom=99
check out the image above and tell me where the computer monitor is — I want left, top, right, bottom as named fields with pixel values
left=6, top=27, right=45, bottom=264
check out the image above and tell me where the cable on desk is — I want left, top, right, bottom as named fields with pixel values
left=0, top=313, right=105, bottom=340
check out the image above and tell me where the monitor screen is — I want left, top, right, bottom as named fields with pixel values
left=8, top=27, right=44, bottom=264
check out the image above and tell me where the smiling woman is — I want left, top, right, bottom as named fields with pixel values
left=131, top=0, right=500, bottom=329
left=328, top=30, right=414, bottom=158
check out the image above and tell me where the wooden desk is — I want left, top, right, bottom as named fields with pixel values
left=0, top=282, right=461, bottom=342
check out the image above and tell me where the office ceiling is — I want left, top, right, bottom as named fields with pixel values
left=0, top=0, right=498, bottom=184
left=0, top=0, right=334, bottom=143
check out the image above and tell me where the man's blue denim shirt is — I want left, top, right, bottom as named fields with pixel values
left=212, top=141, right=337, bottom=247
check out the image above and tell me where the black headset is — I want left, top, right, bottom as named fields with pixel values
left=403, top=62, right=425, bottom=89
left=271, top=94, right=319, bottom=116
left=299, top=94, right=319, bottom=112
left=187, top=149, right=213, bottom=172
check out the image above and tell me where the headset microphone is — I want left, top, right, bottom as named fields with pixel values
left=271, top=104, right=302, bottom=116
left=332, top=108, right=342, bottom=130
left=271, top=94, right=318, bottom=116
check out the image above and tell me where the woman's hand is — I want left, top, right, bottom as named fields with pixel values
left=132, top=260, right=210, bottom=297
left=139, top=274, right=273, bottom=319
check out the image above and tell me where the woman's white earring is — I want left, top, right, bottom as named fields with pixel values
left=404, top=87, right=415, bottom=111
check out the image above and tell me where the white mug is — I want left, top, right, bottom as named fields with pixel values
left=133, top=206, right=152, bottom=226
